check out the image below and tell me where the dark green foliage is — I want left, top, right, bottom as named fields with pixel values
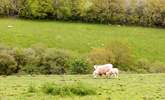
left=20, top=48, right=71, bottom=75
left=28, top=84, right=36, bottom=93
left=0, top=45, right=72, bottom=75
left=29, top=0, right=54, bottom=19
left=41, top=83, right=55, bottom=94
left=0, top=53, right=17, bottom=75
left=9, top=48, right=27, bottom=73
left=52, top=0, right=71, bottom=20
left=41, top=82, right=96, bottom=96
left=69, top=58, right=91, bottom=74
left=41, top=48, right=71, bottom=74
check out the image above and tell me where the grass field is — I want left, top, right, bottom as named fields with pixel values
left=0, top=18, right=165, bottom=62
left=0, top=74, right=165, bottom=100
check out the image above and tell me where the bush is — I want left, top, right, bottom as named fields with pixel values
left=41, top=48, right=71, bottom=74
left=149, top=61, right=165, bottom=73
left=28, top=84, right=36, bottom=93
left=41, top=83, right=55, bottom=94
left=18, top=0, right=32, bottom=18
left=0, top=53, right=17, bottom=75
left=41, top=82, right=96, bottom=96
left=69, top=82, right=96, bottom=96
left=17, top=48, right=41, bottom=74
left=106, top=40, right=133, bottom=70
left=29, top=0, right=54, bottom=19
left=134, top=58, right=151, bottom=73
left=69, top=57, right=91, bottom=74
left=88, top=40, right=133, bottom=71
left=88, top=48, right=115, bottom=65
left=19, top=46, right=71, bottom=75
left=52, top=0, right=72, bottom=20
left=134, top=59, right=165, bottom=73
left=0, top=0, right=13, bottom=16
left=9, top=48, right=27, bottom=73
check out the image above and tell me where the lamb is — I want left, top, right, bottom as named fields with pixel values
left=106, top=68, right=119, bottom=78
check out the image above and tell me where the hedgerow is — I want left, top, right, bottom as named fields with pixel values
left=0, top=0, right=165, bottom=27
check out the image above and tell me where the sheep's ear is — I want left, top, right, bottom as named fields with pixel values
left=94, top=65, right=97, bottom=69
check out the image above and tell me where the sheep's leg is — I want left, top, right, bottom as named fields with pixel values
left=108, top=74, right=110, bottom=79
left=114, top=73, right=118, bottom=78
left=110, top=74, right=114, bottom=78
left=93, top=71, right=97, bottom=78
left=114, top=74, right=116, bottom=78
left=116, top=73, right=118, bottom=78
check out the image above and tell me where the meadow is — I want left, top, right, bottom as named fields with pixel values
left=0, top=18, right=165, bottom=62
left=0, top=74, right=165, bottom=100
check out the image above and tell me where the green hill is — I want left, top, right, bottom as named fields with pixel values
left=0, top=18, right=165, bottom=62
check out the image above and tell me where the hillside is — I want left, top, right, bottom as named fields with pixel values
left=0, top=18, right=165, bottom=62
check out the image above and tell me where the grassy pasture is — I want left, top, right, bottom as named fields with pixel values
left=0, top=18, right=165, bottom=62
left=0, top=74, right=165, bottom=100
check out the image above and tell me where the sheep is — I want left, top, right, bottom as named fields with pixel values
left=93, top=64, right=113, bottom=78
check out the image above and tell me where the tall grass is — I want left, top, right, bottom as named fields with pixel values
left=41, top=82, right=97, bottom=96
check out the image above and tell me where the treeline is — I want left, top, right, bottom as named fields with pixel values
left=1, top=41, right=165, bottom=75
left=0, top=0, right=165, bottom=27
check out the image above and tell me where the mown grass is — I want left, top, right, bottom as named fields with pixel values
left=0, top=74, right=165, bottom=100
left=0, top=18, right=165, bottom=62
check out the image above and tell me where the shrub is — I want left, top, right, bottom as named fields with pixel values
left=41, top=82, right=96, bottom=96
left=134, top=59, right=165, bottom=73
left=18, top=0, right=32, bottom=18
left=0, top=0, right=13, bottom=16
left=69, top=82, right=96, bottom=96
left=17, top=48, right=41, bottom=74
left=41, top=82, right=55, bottom=94
left=134, top=58, right=151, bottom=73
left=149, top=61, right=165, bottom=73
left=69, top=57, right=91, bottom=74
left=28, top=84, right=36, bottom=93
left=21, top=64, right=40, bottom=75
left=29, top=0, right=54, bottom=19
left=106, top=40, right=133, bottom=71
left=88, top=40, right=133, bottom=71
left=19, top=47, right=72, bottom=75
left=9, top=48, right=27, bottom=73
left=88, top=48, right=115, bottom=65
left=41, top=48, right=71, bottom=74
left=0, top=53, right=17, bottom=75
left=52, top=0, right=72, bottom=20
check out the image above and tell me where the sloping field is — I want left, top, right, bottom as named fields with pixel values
left=0, top=18, right=165, bottom=62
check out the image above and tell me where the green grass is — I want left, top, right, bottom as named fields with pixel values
left=0, top=74, right=165, bottom=100
left=41, top=82, right=96, bottom=96
left=0, top=18, right=165, bottom=62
